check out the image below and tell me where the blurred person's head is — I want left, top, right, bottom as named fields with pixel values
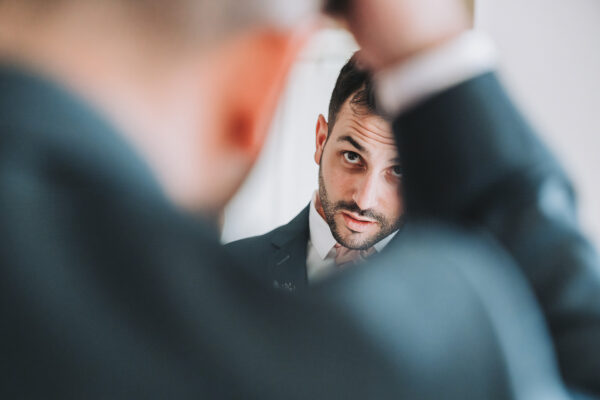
left=314, top=54, right=404, bottom=250
left=0, top=0, right=318, bottom=215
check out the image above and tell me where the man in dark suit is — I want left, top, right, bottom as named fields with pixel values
left=0, top=0, right=597, bottom=398
left=227, top=55, right=404, bottom=291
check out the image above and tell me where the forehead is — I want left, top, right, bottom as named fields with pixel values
left=330, top=99, right=396, bottom=151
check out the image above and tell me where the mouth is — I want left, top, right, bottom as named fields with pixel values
left=341, top=212, right=377, bottom=233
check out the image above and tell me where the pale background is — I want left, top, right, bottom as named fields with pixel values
left=222, top=1, right=600, bottom=246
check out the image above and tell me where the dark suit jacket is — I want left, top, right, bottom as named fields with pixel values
left=226, top=205, right=311, bottom=292
left=393, top=72, right=600, bottom=396
left=225, top=205, right=402, bottom=292
left=0, top=65, right=590, bottom=399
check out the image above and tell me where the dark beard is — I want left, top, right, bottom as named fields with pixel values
left=318, top=167, right=402, bottom=250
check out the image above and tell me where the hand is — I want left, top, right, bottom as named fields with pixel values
left=344, top=0, right=470, bottom=70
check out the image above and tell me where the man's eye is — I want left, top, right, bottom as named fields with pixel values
left=391, top=166, right=403, bottom=178
left=343, top=151, right=361, bottom=164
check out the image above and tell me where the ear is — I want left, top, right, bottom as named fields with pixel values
left=191, top=25, right=314, bottom=213
left=314, top=114, right=329, bottom=165
left=207, top=26, right=314, bottom=164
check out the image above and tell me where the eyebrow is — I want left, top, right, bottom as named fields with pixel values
left=337, top=135, right=368, bottom=155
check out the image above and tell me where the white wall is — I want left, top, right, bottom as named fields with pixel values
left=476, top=0, right=600, bottom=245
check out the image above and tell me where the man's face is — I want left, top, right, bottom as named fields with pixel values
left=314, top=99, right=404, bottom=250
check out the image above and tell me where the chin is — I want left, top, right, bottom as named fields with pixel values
left=339, top=232, right=376, bottom=250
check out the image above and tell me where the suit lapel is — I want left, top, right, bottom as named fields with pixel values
left=268, top=206, right=310, bottom=293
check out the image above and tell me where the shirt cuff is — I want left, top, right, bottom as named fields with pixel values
left=375, top=30, right=498, bottom=117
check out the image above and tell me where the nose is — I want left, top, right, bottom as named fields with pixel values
left=352, top=172, right=379, bottom=211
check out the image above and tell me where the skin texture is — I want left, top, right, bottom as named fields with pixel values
left=314, top=99, right=404, bottom=249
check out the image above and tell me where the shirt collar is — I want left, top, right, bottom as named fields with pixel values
left=308, top=192, right=398, bottom=260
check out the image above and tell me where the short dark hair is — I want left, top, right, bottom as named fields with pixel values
left=327, top=52, right=382, bottom=134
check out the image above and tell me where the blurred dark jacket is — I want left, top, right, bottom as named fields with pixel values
left=0, top=65, right=588, bottom=399
left=392, top=72, right=600, bottom=396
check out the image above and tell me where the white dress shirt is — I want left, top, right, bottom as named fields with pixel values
left=306, top=192, right=397, bottom=283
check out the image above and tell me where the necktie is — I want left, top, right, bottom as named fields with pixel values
left=334, top=243, right=375, bottom=267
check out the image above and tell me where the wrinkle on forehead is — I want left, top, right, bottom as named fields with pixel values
left=333, top=101, right=396, bottom=148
